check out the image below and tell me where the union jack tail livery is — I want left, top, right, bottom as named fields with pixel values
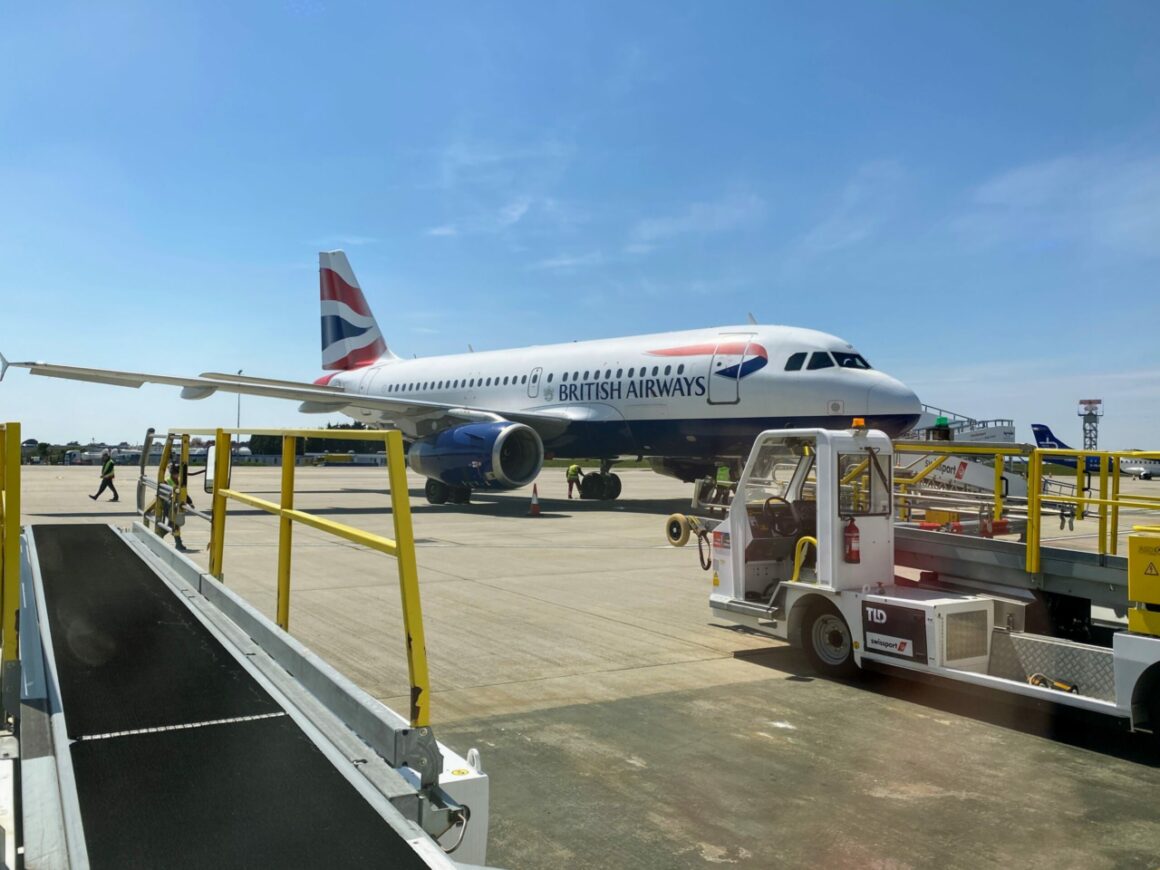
left=319, top=251, right=392, bottom=370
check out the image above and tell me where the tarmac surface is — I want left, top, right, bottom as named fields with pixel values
left=20, top=464, right=1160, bottom=869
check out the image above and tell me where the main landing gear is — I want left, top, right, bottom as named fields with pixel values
left=578, top=460, right=622, bottom=501
left=425, top=479, right=472, bottom=505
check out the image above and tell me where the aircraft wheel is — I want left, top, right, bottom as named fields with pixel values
left=606, top=473, right=622, bottom=500
left=579, top=475, right=600, bottom=499
left=425, top=479, right=449, bottom=505
left=451, top=484, right=472, bottom=504
left=801, top=600, right=857, bottom=678
left=666, top=513, right=691, bottom=547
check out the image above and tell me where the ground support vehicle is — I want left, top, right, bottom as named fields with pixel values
left=679, top=426, right=1160, bottom=736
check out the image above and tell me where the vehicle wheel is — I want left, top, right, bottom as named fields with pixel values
left=606, top=473, right=622, bottom=500
left=801, top=600, right=857, bottom=678
left=666, top=513, right=691, bottom=547
left=425, top=479, right=449, bottom=505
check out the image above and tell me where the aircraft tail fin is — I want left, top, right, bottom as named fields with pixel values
left=319, top=251, right=395, bottom=370
left=1030, top=423, right=1072, bottom=450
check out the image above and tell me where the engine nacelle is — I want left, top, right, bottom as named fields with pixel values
left=409, top=422, right=544, bottom=490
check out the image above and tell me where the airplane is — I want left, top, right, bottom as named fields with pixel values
left=1030, top=423, right=1159, bottom=480
left=1, top=251, right=922, bottom=505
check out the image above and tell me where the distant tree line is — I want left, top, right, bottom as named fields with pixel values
left=247, top=422, right=383, bottom=455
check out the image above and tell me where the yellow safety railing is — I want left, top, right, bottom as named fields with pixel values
left=0, top=422, right=19, bottom=666
left=1025, top=448, right=1160, bottom=573
left=893, top=440, right=1029, bottom=525
left=170, top=427, right=432, bottom=728
left=892, top=440, right=1160, bottom=576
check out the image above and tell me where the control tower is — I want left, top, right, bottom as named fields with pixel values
left=1078, top=398, right=1103, bottom=451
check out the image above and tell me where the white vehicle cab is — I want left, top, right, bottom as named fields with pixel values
left=682, top=425, right=1160, bottom=737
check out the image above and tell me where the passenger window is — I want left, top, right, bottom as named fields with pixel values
left=785, top=352, right=806, bottom=371
left=547, top=373, right=553, bottom=383
left=628, top=368, right=635, bottom=377
left=652, top=366, right=658, bottom=376
left=605, top=369, right=611, bottom=379
left=616, top=369, right=623, bottom=378
left=677, top=364, right=684, bottom=375
left=584, top=371, right=590, bottom=379
left=807, top=352, right=835, bottom=370
left=562, top=372, right=569, bottom=382
left=503, top=376, right=509, bottom=385
left=573, top=372, right=579, bottom=381
left=522, top=375, right=528, bottom=384
left=664, top=365, right=671, bottom=376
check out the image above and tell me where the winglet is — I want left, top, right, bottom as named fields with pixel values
left=0, top=351, right=8, bottom=382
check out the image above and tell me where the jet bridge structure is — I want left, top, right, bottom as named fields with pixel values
left=0, top=422, right=492, bottom=868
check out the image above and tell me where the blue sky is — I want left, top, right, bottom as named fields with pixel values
left=2, top=1, right=1158, bottom=447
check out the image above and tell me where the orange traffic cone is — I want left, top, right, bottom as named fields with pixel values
left=528, top=484, right=541, bottom=517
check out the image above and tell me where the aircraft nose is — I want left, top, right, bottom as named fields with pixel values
left=868, top=377, right=922, bottom=420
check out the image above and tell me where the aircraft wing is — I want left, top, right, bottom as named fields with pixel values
left=0, top=355, right=573, bottom=440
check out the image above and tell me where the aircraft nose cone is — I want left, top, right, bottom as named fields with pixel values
left=867, top=377, right=922, bottom=433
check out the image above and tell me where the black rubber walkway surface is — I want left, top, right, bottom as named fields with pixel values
left=33, top=525, right=429, bottom=869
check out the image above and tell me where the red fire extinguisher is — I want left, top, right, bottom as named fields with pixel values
left=844, top=517, right=861, bottom=564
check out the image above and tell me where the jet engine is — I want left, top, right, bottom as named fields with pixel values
left=409, top=422, right=544, bottom=490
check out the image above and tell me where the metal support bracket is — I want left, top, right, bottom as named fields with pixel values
left=394, top=726, right=443, bottom=789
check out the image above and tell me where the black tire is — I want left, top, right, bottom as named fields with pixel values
left=606, top=473, right=622, bottom=500
left=425, top=479, right=449, bottom=505
left=451, top=484, right=472, bottom=504
left=800, top=600, right=858, bottom=678
left=579, top=475, right=600, bottom=499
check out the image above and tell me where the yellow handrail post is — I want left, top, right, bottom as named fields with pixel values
left=993, top=456, right=1003, bottom=521
left=208, top=429, right=230, bottom=579
left=276, top=436, right=297, bottom=631
left=1074, top=459, right=1085, bottom=521
left=791, top=536, right=818, bottom=583
left=1, top=422, right=20, bottom=665
left=383, top=430, right=432, bottom=728
left=1027, top=453, right=1041, bottom=574
left=1097, top=457, right=1109, bottom=555
left=1111, top=465, right=1121, bottom=556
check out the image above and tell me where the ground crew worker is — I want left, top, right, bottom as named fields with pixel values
left=566, top=463, right=584, bottom=499
left=146, top=460, right=192, bottom=552
left=716, top=464, right=732, bottom=485
left=89, top=449, right=119, bottom=502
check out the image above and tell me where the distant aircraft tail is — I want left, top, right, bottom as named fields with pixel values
left=1030, top=423, right=1072, bottom=450
left=319, top=251, right=394, bottom=370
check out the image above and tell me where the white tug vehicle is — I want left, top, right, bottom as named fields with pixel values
left=669, top=425, right=1160, bottom=736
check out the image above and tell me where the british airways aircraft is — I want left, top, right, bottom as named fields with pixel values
left=2, top=251, right=921, bottom=504
left=1031, top=423, right=1159, bottom=480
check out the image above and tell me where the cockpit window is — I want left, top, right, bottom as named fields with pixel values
left=784, top=352, right=806, bottom=371
left=806, top=352, right=835, bottom=370
left=832, top=352, right=871, bottom=370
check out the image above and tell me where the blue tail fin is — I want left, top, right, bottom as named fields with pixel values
left=1030, top=424, right=1072, bottom=450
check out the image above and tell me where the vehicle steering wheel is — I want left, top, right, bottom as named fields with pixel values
left=763, top=496, right=801, bottom=537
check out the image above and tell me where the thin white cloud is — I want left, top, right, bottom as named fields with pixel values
left=795, top=161, right=906, bottom=256
left=313, top=234, right=378, bottom=248
left=426, top=224, right=458, bottom=237
left=953, top=152, right=1160, bottom=258
left=630, top=192, right=765, bottom=245
left=529, top=251, right=603, bottom=271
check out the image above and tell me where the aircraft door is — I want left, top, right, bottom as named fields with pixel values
left=708, top=338, right=752, bottom=405
left=527, top=367, right=542, bottom=399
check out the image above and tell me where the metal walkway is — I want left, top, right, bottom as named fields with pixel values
left=20, top=525, right=479, bottom=868
left=895, top=526, right=1127, bottom=610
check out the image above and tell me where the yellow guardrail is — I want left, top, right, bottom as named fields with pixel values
left=0, top=422, right=19, bottom=666
left=893, top=440, right=1160, bottom=577
left=1026, top=447, right=1160, bottom=573
left=164, top=427, right=432, bottom=728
